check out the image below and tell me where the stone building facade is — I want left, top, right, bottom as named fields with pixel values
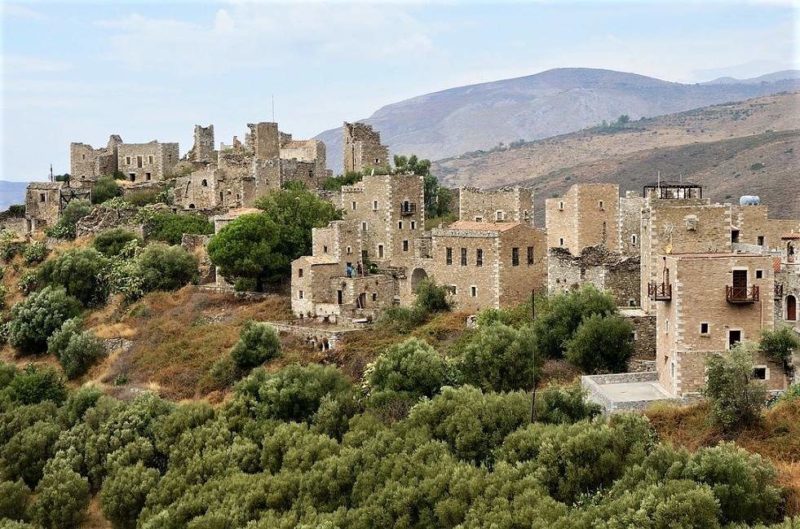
left=426, top=221, right=546, bottom=312
left=775, top=233, right=800, bottom=331
left=70, top=135, right=122, bottom=183
left=731, top=204, right=800, bottom=250
left=24, top=182, right=64, bottom=232
left=653, top=253, right=787, bottom=396
left=118, top=141, right=180, bottom=183
left=343, top=122, right=389, bottom=174
left=545, top=183, right=621, bottom=253
left=458, top=187, right=534, bottom=225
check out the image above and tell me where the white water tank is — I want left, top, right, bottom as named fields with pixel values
left=739, top=195, right=760, bottom=206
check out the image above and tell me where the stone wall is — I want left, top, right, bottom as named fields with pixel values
left=619, top=192, right=644, bottom=257
left=186, top=125, right=216, bottom=163
left=545, top=183, right=620, bottom=254
left=548, top=245, right=640, bottom=307
left=70, top=135, right=121, bottom=182
left=75, top=204, right=144, bottom=238
left=732, top=204, right=800, bottom=251
left=458, top=187, right=534, bottom=225
left=24, top=183, right=63, bottom=231
left=620, top=309, right=656, bottom=359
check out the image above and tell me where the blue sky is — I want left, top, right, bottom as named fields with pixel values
left=1, top=0, right=798, bottom=182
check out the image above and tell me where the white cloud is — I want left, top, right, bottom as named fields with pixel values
left=93, top=3, right=435, bottom=74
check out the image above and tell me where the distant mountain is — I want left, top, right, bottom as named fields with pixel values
left=703, top=70, right=800, bottom=85
left=315, top=67, right=800, bottom=173
left=0, top=181, right=27, bottom=211
left=431, top=92, right=800, bottom=225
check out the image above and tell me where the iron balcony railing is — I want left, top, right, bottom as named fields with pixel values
left=648, top=282, right=672, bottom=301
left=726, top=285, right=759, bottom=304
left=399, top=203, right=417, bottom=216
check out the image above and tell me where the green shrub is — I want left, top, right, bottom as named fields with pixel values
left=704, top=344, right=766, bottom=431
left=17, top=270, right=38, bottom=295
left=125, top=189, right=161, bottom=207
left=145, top=212, right=213, bottom=245
left=0, top=284, right=6, bottom=310
left=0, top=233, right=24, bottom=262
left=533, top=286, right=617, bottom=358
left=378, top=306, right=426, bottom=333
left=22, top=241, right=47, bottom=265
left=92, top=176, right=123, bottom=204
left=0, top=479, right=30, bottom=521
left=30, top=459, right=90, bottom=529
left=93, top=229, right=141, bottom=257
left=534, top=383, right=602, bottom=424
left=3, top=364, right=67, bottom=405
left=100, top=463, right=160, bottom=529
left=365, top=338, right=451, bottom=419
left=46, top=317, right=83, bottom=358
left=760, top=327, right=800, bottom=366
left=59, top=331, right=106, bottom=379
left=0, top=419, right=61, bottom=487
left=136, top=243, right=198, bottom=293
left=565, top=314, right=634, bottom=373
left=458, top=323, right=541, bottom=392
left=230, top=321, right=281, bottom=369
left=414, top=279, right=452, bottom=313
left=234, top=363, right=352, bottom=423
left=7, top=287, right=82, bottom=353
left=38, top=248, right=110, bottom=306
left=47, top=199, right=92, bottom=239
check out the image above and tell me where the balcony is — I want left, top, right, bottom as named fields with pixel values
left=775, top=284, right=784, bottom=299
left=726, top=285, right=759, bottom=304
left=648, top=282, right=672, bottom=301
left=399, top=203, right=417, bottom=216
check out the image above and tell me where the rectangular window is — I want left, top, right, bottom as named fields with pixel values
left=559, top=237, right=564, bottom=246
left=700, top=322, right=709, bottom=335
left=728, top=330, right=742, bottom=349
left=527, top=246, right=534, bottom=265
left=756, top=270, right=763, bottom=279
left=378, top=245, right=384, bottom=259
left=148, top=155, right=154, bottom=164
left=373, top=200, right=378, bottom=211
left=323, top=245, right=328, bottom=253
left=39, top=193, right=46, bottom=203
left=446, top=247, right=452, bottom=265
left=126, top=156, right=131, bottom=165
left=298, top=290, right=304, bottom=299
left=352, top=201, right=357, bottom=210
left=757, top=236, right=765, bottom=246
left=411, top=221, right=416, bottom=230
left=403, top=240, right=409, bottom=252
left=361, top=222, right=367, bottom=231
left=460, top=247, right=467, bottom=266
left=137, top=155, right=143, bottom=168
left=471, top=286, right=477, bottom=297
left=512, top=247, right=520, bottom=266
left=298, top=268, right=304, bottom=278
left=398, top=221, right=403, bottom=230
left=559, top=201, right=564, bottom=211
left=753, top=367, right=767, bottom=380
left=476, top=249, right=483, bottom=267
left=598, top=200, right=604, bottom=210
left=372, top=293, right=377, bottom=302
left=145, top=172, right=152, bottom=181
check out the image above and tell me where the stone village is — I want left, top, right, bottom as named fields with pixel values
left=15, top=120, right=800, bottom=412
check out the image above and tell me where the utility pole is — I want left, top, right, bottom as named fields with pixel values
left=530, top=289, right=537, bottom=423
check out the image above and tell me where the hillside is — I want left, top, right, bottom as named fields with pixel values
left=316, top=67, right=800, bottom=173
left=432, top=92, right=800, bottom=224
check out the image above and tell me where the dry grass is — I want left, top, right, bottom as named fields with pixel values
left=646, top=398, right=800, bottom=515
left=100, top=287, right=293, bottom=400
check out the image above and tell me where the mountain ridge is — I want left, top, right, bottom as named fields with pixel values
left=315, top=67, right=800, bottom=173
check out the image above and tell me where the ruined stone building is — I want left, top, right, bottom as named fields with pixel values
left=652, top=253, right=787, bottom=397
left=458, top=187, right=534, bottom=225
left=291, top=174, right=547, bottom=322
left=174, top=122, right=328, bottom=211
left=70, top=135, right=123, bottom=183
left=118, top=141, right=180, bottom=183
left=23, top=182, right=90, bottom=232
left=775, top=233, right=800, bottom=331
left=343, top=122, right=389, bottom=174
left=548, top=246, right=641, bottom=308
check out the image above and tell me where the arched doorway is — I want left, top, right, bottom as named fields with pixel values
left=788, top=295, right=797, bottom=321
left=410, top=268, right=428, bottom=291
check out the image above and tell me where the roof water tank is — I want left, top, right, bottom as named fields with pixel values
left=739, top=195, right=760, bottom=206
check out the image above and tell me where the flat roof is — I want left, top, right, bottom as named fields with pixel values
left=666, top=252, right=766, bottom=259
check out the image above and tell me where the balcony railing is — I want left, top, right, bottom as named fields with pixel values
left=726, top=285, right=759, bottom=304
left=648, top=282, right=672, bottom=301
left=775, top=284, right=784, bottom=299
left=399, top=203, right=417, bottom=216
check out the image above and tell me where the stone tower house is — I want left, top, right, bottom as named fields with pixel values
left=343, top=122, right=389, bottom=174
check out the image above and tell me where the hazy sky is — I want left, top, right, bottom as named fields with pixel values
left=1, top=0, right=798, bottom=182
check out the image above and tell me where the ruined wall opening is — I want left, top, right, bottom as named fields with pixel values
left=410, top=268, right=428, bottom=292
